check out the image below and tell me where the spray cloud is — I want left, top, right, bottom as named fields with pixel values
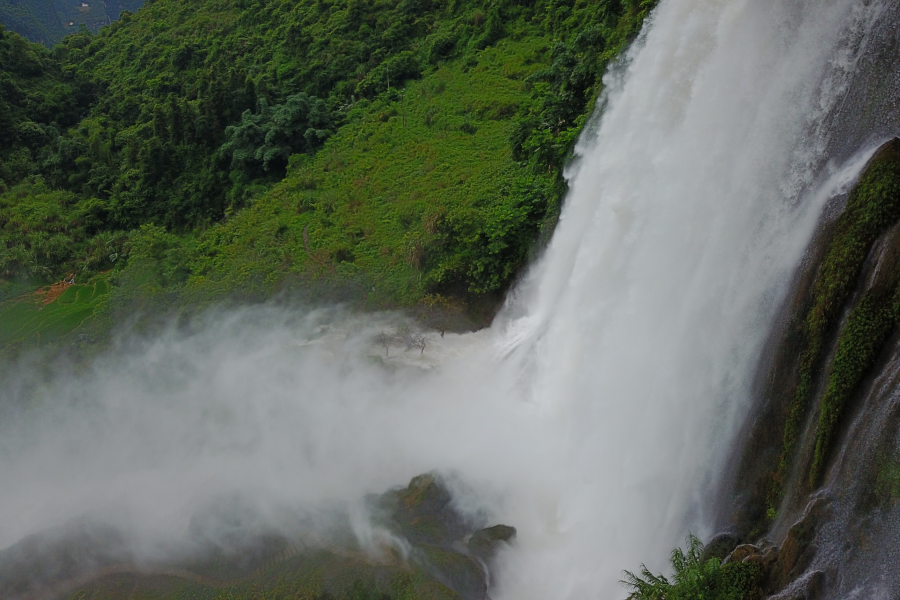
left=0, top=0, right=889, bottom=597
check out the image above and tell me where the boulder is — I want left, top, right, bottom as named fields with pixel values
left=700, top=532, right=740, bottom=563
left=467, top=524, right=517, bottom=563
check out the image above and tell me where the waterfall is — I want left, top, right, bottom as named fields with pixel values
left=0, top=0, right=890, bottom=598
left=491, top=0, right=885, bottom=595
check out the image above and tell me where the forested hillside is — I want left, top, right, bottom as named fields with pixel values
left=0, top=0, right=655, bottom=348
left=0, top=0, right=144, bottom=46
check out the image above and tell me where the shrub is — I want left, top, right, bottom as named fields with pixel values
left=220, top=94, right=332, bottom=177
left=622, top=535, right=763, bottom=600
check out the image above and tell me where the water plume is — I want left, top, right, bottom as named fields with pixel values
left=0, top=0, right=889, bottom=597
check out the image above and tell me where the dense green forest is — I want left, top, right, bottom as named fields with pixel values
left=0, top=0, right=655, bottom=347
left=0, top=0, right=144, bottom=46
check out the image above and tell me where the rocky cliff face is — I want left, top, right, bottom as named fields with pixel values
left=714, top=142, right=900, bottom=598
left=702, top=7, right=900, bottom=597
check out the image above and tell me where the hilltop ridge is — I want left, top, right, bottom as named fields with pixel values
left=0, top=0, right=144, bottom=46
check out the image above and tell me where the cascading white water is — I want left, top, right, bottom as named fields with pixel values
left=0, top=0, right=888, bottom=597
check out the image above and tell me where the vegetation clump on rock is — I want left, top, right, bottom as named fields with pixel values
left=622, top=534, right=764, bottom=600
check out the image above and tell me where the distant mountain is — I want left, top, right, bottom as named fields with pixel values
left=0, top=0, right=143, bottom=46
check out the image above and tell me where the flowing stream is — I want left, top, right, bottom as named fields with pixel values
left=0, top=0, right=892, bottom=597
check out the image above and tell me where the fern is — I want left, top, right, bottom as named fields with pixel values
left=621, top=534, right=761, bottom=600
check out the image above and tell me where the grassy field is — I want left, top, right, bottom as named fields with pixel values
left=105, top=34, right=557, bottom=325
left=0, top=275, right=110, bottom=348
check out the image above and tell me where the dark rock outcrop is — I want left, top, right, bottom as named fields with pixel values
left=468, top=524, right=517, bottom=563
left=700, top=532, right=741, bottom=563
left=373, top=473, right=515, bottom=600
left=0, top=473, right=515, bottom=600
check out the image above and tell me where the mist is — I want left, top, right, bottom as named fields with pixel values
left=0, top=0, right=889, bottom=598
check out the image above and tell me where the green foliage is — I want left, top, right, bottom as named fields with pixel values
left=874, top=451, right=900, bottom=507
left=0, top=278, right=35, bottom=301
left=1, top=0, right=659, bottom=346
left=102, top=223, right=196, bottom=323
left=0, top=1, right=58, bottom=46
left=441, top=170, right=560, bottom=294
left=512, top=0, right=658, bottom=172
left=622, top=535, right=763, bottom=600
left=97, top=29, right=593, bottom=314
left=0, top=24, right=90, bottom=190
left=220, top=93, right=331, bottom=176
left=28, top=0, right=466, bottom=229
left=809, top=291, right=898, bottom=486
left=0, top=179, right=124, bottom=280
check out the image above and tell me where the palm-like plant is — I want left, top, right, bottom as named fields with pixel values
left=621, top=534, right=723, bottom=600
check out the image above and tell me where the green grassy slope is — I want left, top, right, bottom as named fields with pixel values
left=1, top=0, right=656, bottom=346
left=142, top=36, right=555, bottom=315
left=0, top=276, right=109, bottom=347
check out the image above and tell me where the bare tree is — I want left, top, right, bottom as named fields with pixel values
left=396, top=326, right=428, bottom=355
left=409, top=332, right=427, bottom=354
left=373, top=331, right=391, bottom=356
left=374, top=326, right=428, bottom=357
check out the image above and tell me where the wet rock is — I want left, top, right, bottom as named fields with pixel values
left=467, top=524, right=516, bottom=563
left=379, top=473, right=469, bottom=547
left=743, top=544, right=779, bottom=572
left=420, top=545, right=487, bottom=600
left=805, top=570, right=826, bottom=600
left=3, top=473, right=513, bottom=600
left=768, top=570, right=826, bottom=600
left=769, top=496, right=832, bottom=592
left=721, top=137, right=900, bottom=545
left=725, top=541, right=779, bottom=572
left=700, top=532, right=740, bottom=563
left=723, top=543, right=766, bottom=565
left=720, top=539, right=779, bottom=598
left=720, top=496, right=832, bottom=597
left=376, top=475, right=516, bottom=600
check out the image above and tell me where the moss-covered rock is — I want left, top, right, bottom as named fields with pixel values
left=0, top=473, right=515, bottom=600
left=723, top=138, right=900, bottom=541
left=376, top=473, right=468, bottom=547
left=777, top=137, right=900, bottom=498
left=371, top=474, right=515, bottom=600
left=700, top=140, right=900, bottom=600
